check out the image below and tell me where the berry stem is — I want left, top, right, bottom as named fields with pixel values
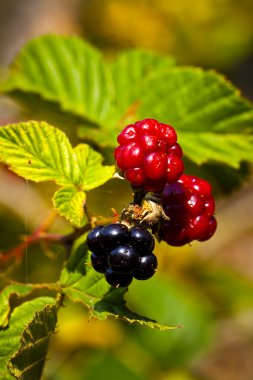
left=133, top=188, right=147, bottom=206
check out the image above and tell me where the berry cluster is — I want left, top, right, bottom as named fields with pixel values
left=87, top=224, right=157, bottom=287
left=114, top=119, right=184, bottom=192
left=160, top=174, right=217, bottom=246
left=86, top=119, right=217, bottom=287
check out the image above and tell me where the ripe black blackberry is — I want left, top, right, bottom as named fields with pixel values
left=133, top=253, right=158, bottom=280
left=86, top=223, right=157, bottom=287
left=108, top=244, right=139, bottom=274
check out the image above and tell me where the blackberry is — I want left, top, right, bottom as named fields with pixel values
left=86, top=225, right=103, bottom=253
left=133, top=253, right=158, bottom=280
left=87, top=223, right=158, bottom=287
left=90, top=252, right=107, bottom=273
left=160, top=175, right=217, bottom=246
left=108, top=245, right=139, bottom=274
left=105, top=268, right=133, bottom=287
left=114, top=119, right=184, bottom=192
left=129, top=225, right=155, bottom=252
left=100, top=223, right=129, bottom=250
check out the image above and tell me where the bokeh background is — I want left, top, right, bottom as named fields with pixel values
left=0, top=1, right=253, bottom=379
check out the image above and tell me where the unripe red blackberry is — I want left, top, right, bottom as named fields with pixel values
left=114, top=119, right=184, bottom=192
left=160, top=175, right=217, bottom=246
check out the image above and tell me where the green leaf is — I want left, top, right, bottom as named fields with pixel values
left=0, top=121, right=114, bottom=226
left=0, top=296, right=57, bottom=380
left=74, top=144, right=115, bottom=190
left=0, top=284, right=34, bottom=328
left=81, top=67, right=253, bottom=169
left=181, top=132, right=253, bottom=168
left=1, top=35, right=176, bottom=144
left=0, top=121, right=78, bottom=185
left=79, top=49, right=177, bottom=145
left=2, top=34, right=113, bottom=125
left=3, top=34, right=253, bottom=178
left=137, top=67, right=253, bottom=167
left=52, top=186, right=87, bottom=227
left=109, top=49, right=176, bottom=115
left=60, top=235, right=176, bottom=331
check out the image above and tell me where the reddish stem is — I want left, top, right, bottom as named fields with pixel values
left=0, top=208, right=119, bottom=268
left=0, top=212, right=89, bottom=268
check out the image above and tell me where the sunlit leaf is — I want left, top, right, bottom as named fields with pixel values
left=2, top=35, right=253, bottom=173
left=74, top=144, right=115, bottom=190
left=2, top=34, right=113, bottom=125
left=138, top=68, right=253, bottom=167
left=0, top=121, right=79, bottom=185
left=109, top=49, right=176, bottom=114
left=0, top=122, right=114, bottom=226
left=52, top=186, right=87, bottom=227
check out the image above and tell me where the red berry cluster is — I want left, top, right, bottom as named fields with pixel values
left=114, top=119, right=184, bottom=192
left=113, top=118, right=217, bottom=251
left=160, top=174, right=217, bottom=246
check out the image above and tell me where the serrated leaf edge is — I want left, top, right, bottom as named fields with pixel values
left=7, top=301, right=58, bottom=379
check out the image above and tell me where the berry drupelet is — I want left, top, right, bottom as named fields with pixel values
left=86, top=223, right=157, bottom=287
left=114, top=119, right=184, bottom=192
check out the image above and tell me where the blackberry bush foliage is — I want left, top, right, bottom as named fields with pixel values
left=0, top=34, right=253, bottom=379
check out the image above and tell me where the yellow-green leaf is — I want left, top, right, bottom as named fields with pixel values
left=0, top=121, right=78, bottom=185
left=53, top=186, right=87, bottom=227
left=74, top=144, right=115, bottom=190
left=0, top=122, right=114, bottom=226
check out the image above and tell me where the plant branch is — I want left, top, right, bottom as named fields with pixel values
left=0, top=204, right=121, bottom=269
left=0, top=213, right=91, bottom=269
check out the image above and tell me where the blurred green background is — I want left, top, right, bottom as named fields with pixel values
left=0, top=1, right=253, bottom=379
